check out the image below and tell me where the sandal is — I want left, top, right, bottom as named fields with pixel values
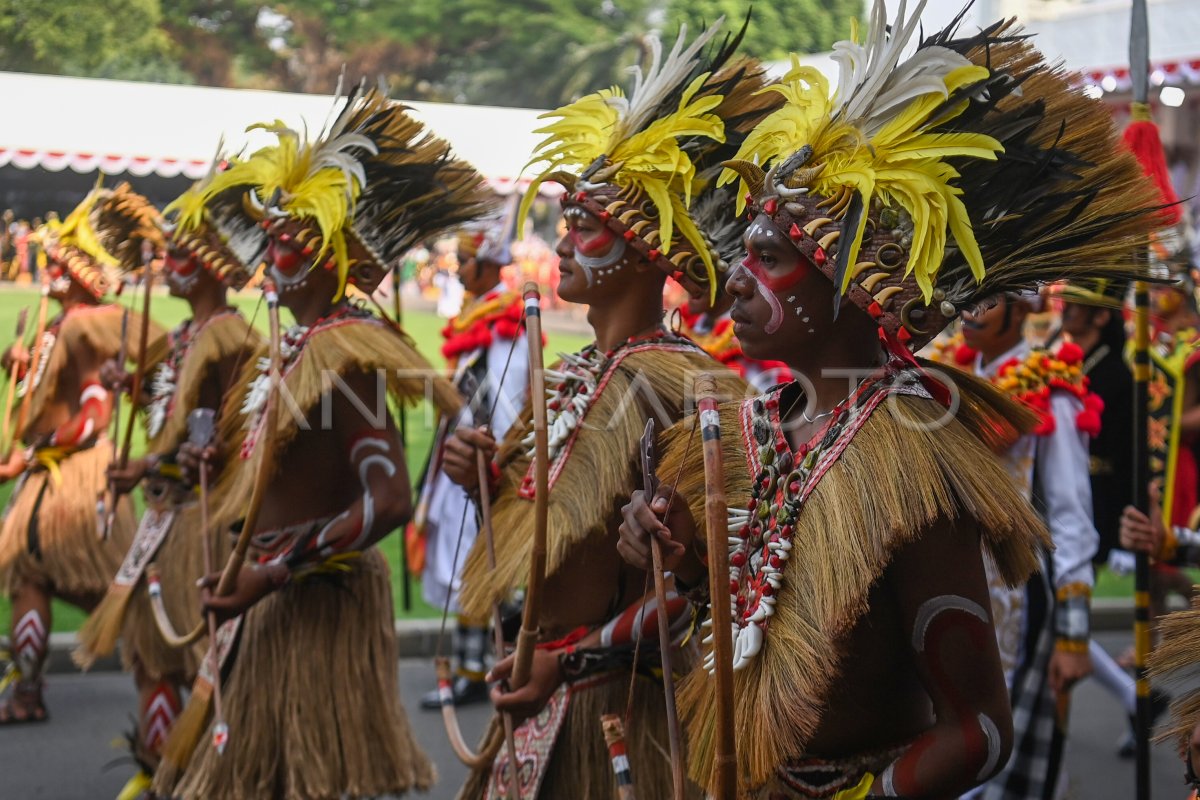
left=0, top=681, right=48, bottom=725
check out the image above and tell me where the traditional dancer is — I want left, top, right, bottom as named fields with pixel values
left=417, top=222, right=528, bottom=710
left=674, top=282, right=788, bottom=391
left=150, top=83, right=486, bottom=800
left=74, top=158, right=267, bottom=794
left=440, top=23, right=769, bottom=799
left=617, top=3, right=1164, bottom=796
left=957, top=293, right=1099, bottom=797
left=0, top=184, right=163, bottom=724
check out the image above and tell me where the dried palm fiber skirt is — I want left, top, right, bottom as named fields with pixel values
left=456, top=669, right=703, bottom=800
left=166, top=547, right=434, bottom=800
left=0, top=440, right=134, bottom=597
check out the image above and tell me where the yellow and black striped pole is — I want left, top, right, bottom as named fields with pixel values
left=1128, top=2, right=1153, bottom=797
left=1132, top=278, right=1152, bottom=800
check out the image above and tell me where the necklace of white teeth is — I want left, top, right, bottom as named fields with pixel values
left=17, top=332, right=55, bottom=399
left=241, top=323, right=307, bottom=418
left=522, top=349, right=604, bottom=460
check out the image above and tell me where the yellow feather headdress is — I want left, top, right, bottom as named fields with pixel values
left=517, top=19, right=774, bottom=302
left=243, top=83, right=494, bottom=300
left=47, top=182, right=163, bottom=299
left=722, top=0, right=1165, bottom=350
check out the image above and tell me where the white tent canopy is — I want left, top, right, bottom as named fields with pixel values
left=0, top=72, right=550, bottom=192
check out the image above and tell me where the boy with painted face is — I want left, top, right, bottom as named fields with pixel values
left=956, top=292, right=1102, bottom=796
left=439, top=23, right=770, bottom=799
left=617, top=3, right=1166, bottom=797
left=75, top=159, right=266, bottom=794
left=150, top=85, right=483, bottom=799
left=0, top=185, right=163, bottom=726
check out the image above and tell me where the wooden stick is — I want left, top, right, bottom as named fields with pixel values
left=640, top=418, right=685, bottom=800
left=1, top=308, right=29, bottom=453
left=511, top=283, right=547, bottom=691
left=12, top=281, right=50, bottom=451
left=117, top=268, right=154, bottom=470
left=696, top=374, right=737, bottom=800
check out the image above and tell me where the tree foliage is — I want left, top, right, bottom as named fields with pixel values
left=0, top=0, right=863, bottom=106
left=0, top=0, right=186, bottom=81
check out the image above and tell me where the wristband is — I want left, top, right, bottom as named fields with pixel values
left=1054, top=582, right=1090, bottom=649
left=1169, top=526, right=1200, bottom=565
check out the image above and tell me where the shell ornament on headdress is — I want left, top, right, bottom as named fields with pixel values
left=240, top=81, right=495, bottom=301
left=161, top=144, right=269, bottom=290
left=722, top=0, right=1167, bottom=349
left=45, top=183, right=164, bottom=300
left=517, top=18, right=781, bottom=303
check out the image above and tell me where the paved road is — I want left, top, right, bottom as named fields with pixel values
left=0, top=632, right=1191, bottom=799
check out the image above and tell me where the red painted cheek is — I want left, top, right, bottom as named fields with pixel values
left=741, top=253, right=812, bottom=294
left=570, top=228, right=616, bottom=256
left=165, top=251, right=199, bottom=276
left=267, top=239, right=305, bottom=275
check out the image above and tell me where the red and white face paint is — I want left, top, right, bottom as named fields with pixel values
left=164, top=245, right=202, bottom=295
left=563, top=205, right=627, bottom=286
left=733, top=218, right=814, bottom=335
left=265, top=231, right=316, bottom=291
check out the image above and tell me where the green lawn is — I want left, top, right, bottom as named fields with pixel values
left=0, top=284, right=590, bottom=632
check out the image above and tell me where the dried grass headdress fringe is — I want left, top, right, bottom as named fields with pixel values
left=240, top=80, right=496, bottom=301
left=517, top=16, right=780, bottom=302
left=162, top=143, right=270, bottom=290
left=721, top=0, right=1171, bottom=350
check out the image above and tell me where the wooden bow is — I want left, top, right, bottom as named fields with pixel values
left=440, top=284, right=547, bottom=797
left=106, top=261, right=155, bottom=538
left=695, top=373, right=737, bottom=800
left=10, top=277, right=51, bottom=452
left=437, top=433, right=521, bottom=791
left=152, top=281, right=284, bottom=648
left=639, top=418, right=685, bottom=800
left=510, top=282, right=549, bottom=698
left=100, top=281, right=132, bottom=539
left=1, top=307, right=30, bottom=454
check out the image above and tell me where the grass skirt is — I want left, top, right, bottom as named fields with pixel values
left=162, top=547, right=435, bottom=799
left=0, top=441, right=134, bottom=598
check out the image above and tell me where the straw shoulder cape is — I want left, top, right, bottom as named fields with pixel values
left=458, top=339, right=746, bottom=619
left=143, top=310, right=261, bottom=457
left=214, top=310, right=462, bottom=525
left=23, top=303, right=167, bottom=434
left=660, top=365, right=1050, bottom=791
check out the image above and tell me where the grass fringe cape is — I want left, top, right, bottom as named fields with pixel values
left=148, top=312, right=261, bottom=456
left=22, top=304, right=167, bottom=438
left=458, top=345, right=745, bottom=620
left=213, top=314, right=462, bottom=529
left=1148, top=591, right=1200, bottom=747
left=661, top=366, right=1050, bottom=792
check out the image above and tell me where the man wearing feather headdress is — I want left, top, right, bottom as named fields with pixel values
left=439, top=21, right=770, bottom=799
left=72, top=157, right=267, bottom=795
left=0, top=185, right=164, bottom=726
left=617, top=1, right=1167, bottom=797
left=149, top=84, right=485, bottom=800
